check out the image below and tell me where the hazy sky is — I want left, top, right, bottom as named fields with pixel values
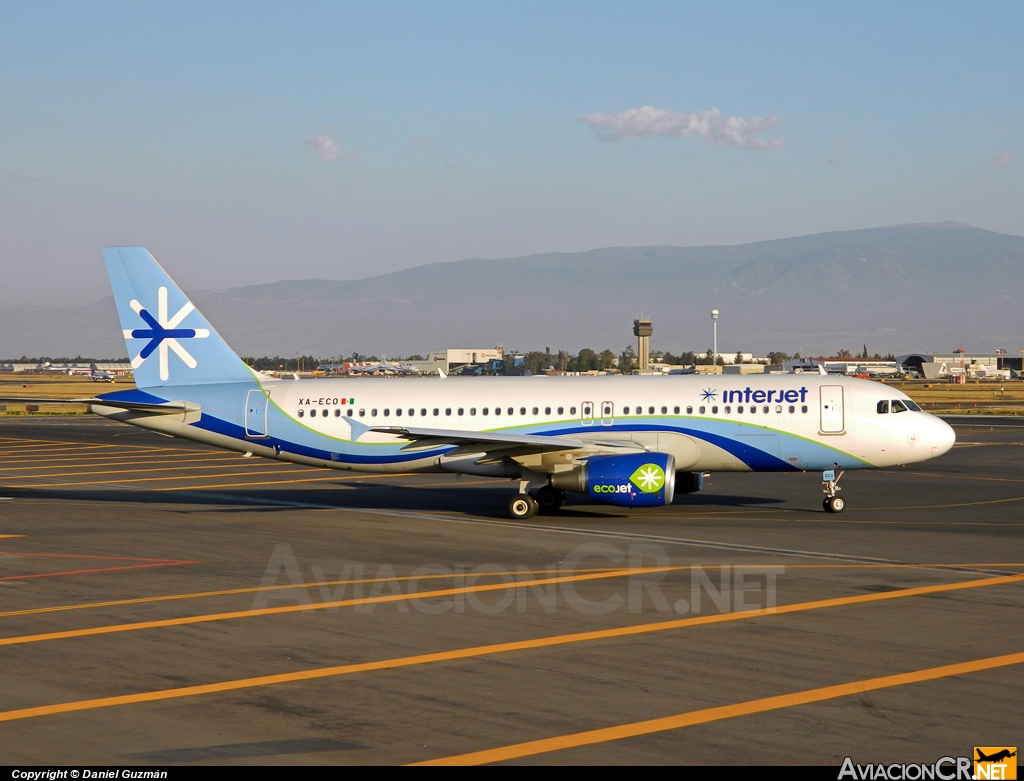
left=1, top=1, right=1021, bottom=307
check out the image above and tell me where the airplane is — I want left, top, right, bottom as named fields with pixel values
left=976, top=749, right=1016, bottom=763
left=347, top=358, right=421, bottom=376
left=0, top=247, right=956, bottom=519
left=90, top=364, right=116, bottom=382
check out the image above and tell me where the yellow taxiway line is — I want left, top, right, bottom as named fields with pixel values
left=0, top=566, right=677, bottom=647
left=0, top=572, right=1018, bottom=724
left=417, top=650, right=1024, bottom=765
left=0, top=567, right=621, bottom=619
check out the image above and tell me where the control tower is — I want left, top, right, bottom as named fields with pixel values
left=633, top=318, right=653, bottom=371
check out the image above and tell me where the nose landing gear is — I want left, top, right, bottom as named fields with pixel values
left=822, top=466, right=845, bottom=513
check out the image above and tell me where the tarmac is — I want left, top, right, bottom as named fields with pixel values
left=0, top=415, right=1021, bottom=765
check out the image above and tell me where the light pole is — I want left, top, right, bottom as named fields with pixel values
left=711, top=309, right=719, bottom=366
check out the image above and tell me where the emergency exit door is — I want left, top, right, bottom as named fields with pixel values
left=819, top=385, right=845, bottom=434
left=245, top=390, right=270, bottom=438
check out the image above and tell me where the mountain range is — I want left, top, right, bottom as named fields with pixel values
left=3, top=222, right=1023, bottom=360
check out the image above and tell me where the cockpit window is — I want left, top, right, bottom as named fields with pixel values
left=890, top=399, right=908, bottom=413
left=877, top=400, right=889, bottom=414
left=904, top=399, right=921, bottom=411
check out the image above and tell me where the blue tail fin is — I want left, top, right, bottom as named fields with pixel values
left=103, top=247, right=256, bottom=389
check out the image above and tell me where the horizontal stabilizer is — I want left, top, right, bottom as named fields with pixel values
left=0, top=397, right=200, bottom=414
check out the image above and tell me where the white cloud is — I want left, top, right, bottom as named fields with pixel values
left=990, top=149, right=1013, bottom=169
left=302, top=132, right=358, bottom=162
left=828, top=136, right=850, bottom=164
left=579, top=105, right=784, bottom=150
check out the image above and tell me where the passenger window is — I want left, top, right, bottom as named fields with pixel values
left=648, top=406, right=654, bottom=414
left=661, top=406, right=667, bottom=414
left=372, top=409, right=378, bottom=416
left=545, top=407, right=551, bottom=415
left=298, top=409, right=304, bottom=418
left=788, top=405, right=794, bottom=413
left=359, top=409, right=366, bottom=417
left=469, top=408, right=476, bottom=415
left=623, top=406, right=630, bottom=414
left=458, top=408, right=464, bottom=415
left=347, top=409, right=353, bottom=417
left=445, top=408, right=451, bottom=416
left=674, top=406, right=680, bottom=414
left=384, top=409, right=390, bottom=416
left=763, top=406, right=769, bottom=414
left=533, top=407, right=539, bottom=415
left=711, top=406, right=718, bottom=414
left=686, top=406, right=692, bottom=414
left=520, top=407, right=526, bottom=415
left=775, top=405, right=782, bottom=413
left=508, top=407, right=514, bottom=415
left=877, top=400, right=889, bottom=414
left=570, top=406, right=577, bottom=415
left=420, top=408, right=427, bottom=416
left=335, top=409, right=341, bottom=417
left=557, top=406, right=564, bottom=415
left=724, top=405, right=731, bottom=414
left=699, top=406, right=705, bottom=414
left=801, top=405, right=808, bottom=413
left=890, top=400, right=908, bottom=413
left=433, top=408, right=439, bottom=416
left=482, top=408, right=489, bottom=415
left=395, top=408, right=402, bottom=416
left=494, top=407, right=501, bottom=415
left=310, top=409, right=317, bottom=417
left=408, top=409, right=414, bottom=416
left=750, top=406, right=756, bottom=414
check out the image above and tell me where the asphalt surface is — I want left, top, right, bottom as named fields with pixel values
left=0, top=416, right=1021, bottom=765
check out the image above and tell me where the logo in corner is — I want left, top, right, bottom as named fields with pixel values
left=124, top=286, right=209, bottom=381
left=975, top=747, right=1017, bottom=780
left=701, top=387, right=717, bottom=401
left=630, top=463, right=665, bottom=493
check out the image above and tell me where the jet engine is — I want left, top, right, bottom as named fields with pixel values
left=550, top=452, right=676, bottom=508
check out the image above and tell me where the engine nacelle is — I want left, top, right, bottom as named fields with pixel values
left=676, top=471, right=705, bottom=494
left=551, top=452, right=676, bottom=508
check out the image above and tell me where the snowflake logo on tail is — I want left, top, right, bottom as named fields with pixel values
left=123, top=286, right=209, bottom=381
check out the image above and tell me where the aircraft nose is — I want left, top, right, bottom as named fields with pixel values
left=931, top=416, right=956, bottom=456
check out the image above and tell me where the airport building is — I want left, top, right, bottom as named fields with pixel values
left=407, top=348, right=504, bottom=374
left=0, top=361, right=132, bottom=375
left=782, top=358, right=900, bottom=376
left=898, top=353, right=1006, bottom=379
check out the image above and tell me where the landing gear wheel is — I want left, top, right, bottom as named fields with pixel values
left=508, top=494, right=539, bottom=520
left=535, top=486, right=565, bottom=514
left=825, top=496, right=845, bottom=513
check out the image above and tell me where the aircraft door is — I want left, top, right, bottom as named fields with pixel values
left=245, top=389, right=270, bottom=438
left=819, top=385, right=845, bottom=433
left=601, top=401, right=614, bottom=426
left=581, top=401, right=594, bottom=426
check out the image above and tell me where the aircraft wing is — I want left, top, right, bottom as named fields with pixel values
left=0, top=397, right=200, bottom=414
left=371, top=425, right=644, bottom=457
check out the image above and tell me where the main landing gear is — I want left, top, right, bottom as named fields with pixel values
left=822, top=466, right=845, bottom=513
left=507, top=472, right=565, bottom=519
left=508, top=494, right=539, bottom=519
left=507, top=486, right=565, bottom=519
